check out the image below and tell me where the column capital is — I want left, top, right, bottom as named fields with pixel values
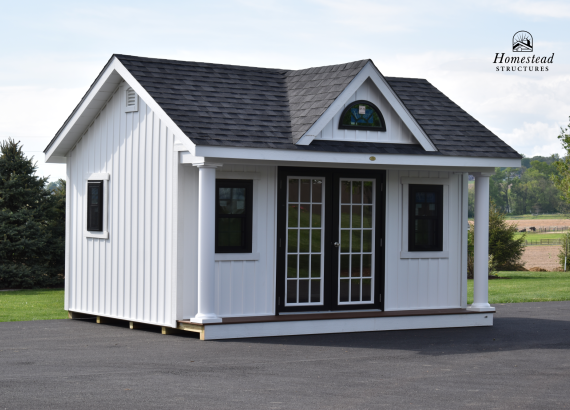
left=192, top=162, right=223, bottom=169
left=472, top=172, right=494, bottom=178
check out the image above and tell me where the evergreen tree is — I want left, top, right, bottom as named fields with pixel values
left=0, top=139, right=65, bottom=288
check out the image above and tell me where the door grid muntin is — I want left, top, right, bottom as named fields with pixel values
left=338, top=178, right=375, bottom=305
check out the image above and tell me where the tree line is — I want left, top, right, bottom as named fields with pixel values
left=468, top=154, right=566, bottom=217
left=0, top=139, right=65, bottom=289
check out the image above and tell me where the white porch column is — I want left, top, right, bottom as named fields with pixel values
left=191, top=162, right=223, bottom=323
left=469, top=172, right=495, bottom=312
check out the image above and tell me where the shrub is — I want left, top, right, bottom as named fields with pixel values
left=468, top=201, right=525, bottom=278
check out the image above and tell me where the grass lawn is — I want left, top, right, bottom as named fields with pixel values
left=506, top=214, right=568, bottom=220
left=0, top=289, right=66, bottom=322
left=468, top=271, right=570, bottom=304
left=513, top=232, right=566, bottom=240
left=1, top=272, right=570, bottom=322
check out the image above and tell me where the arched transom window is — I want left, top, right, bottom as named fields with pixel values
left=338, top=100, right=386, bottom=131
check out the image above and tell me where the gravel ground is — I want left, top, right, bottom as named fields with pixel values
left=1, top=302, right=569, bottom=409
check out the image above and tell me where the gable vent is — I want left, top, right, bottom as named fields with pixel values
left=125, top=87, right=138, bottom=112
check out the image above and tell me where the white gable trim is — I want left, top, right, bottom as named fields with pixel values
left=296, top=62, right=436, bottom=152
left=45, top=56, right=195, bottom=163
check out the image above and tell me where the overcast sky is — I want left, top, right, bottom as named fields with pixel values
left=1, top=0, right=569, bottom=181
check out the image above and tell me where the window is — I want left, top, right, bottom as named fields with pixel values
left=87, top=181, right=104, bottom=232
left=408, top=184, right=443, bottom=252
left=215, top=180, right=253, bottom=253
left=338, top=100, right=386, bottom=131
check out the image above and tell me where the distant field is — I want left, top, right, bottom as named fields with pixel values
left=0, top=289, right=66, bottom=322
left=506, top=219, right=570, bottom=229
left=513, top=232, right=566, bottom=240
left=507, top=214, right=568, bottom=220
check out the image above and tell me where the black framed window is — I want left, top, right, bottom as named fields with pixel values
left=87, top=181, right=104, bottom=232
left=408, top=184, right=443, bottom=252
left=215, top=179, right=253, bottom=253
left=338, top=100, right=386, bottom=131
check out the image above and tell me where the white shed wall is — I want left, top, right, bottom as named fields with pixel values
left=179, top=164, right=277, bottom=319
left=66, top=83, right=179, bottom=327
left=314, top=79, right=417, bottom=144
left=384, top=169, right=467, bottom=311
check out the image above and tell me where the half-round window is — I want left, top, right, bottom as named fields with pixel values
left=338, top=100, right=386, bottom=131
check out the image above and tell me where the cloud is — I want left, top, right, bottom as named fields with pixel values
left=490, top=0, right=570, bottom=18
left=497, top=122, right=566, bottom=157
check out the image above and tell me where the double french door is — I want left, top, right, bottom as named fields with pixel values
left=276, top=167, right=385, bottom=313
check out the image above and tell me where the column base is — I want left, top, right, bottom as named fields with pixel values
left=467, top=304, right=495, bottom=312
left=191, top=314, right=223, bottom=324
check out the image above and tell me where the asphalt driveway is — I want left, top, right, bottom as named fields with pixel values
left=1, top=302, right=569, bottom=409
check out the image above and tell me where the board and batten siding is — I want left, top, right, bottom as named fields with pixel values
left=179, top=164, right=277, bottom=319
left=66, top=82, right=179, bottom=327
left=383, top=170, right=467, bottom=311
left=314, top=78, right=417, bottom=144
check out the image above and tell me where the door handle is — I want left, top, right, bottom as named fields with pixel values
left=333, top=242, right=340, bottom=248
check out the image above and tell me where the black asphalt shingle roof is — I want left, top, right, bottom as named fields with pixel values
left=111, top=55, right=520, bottom=158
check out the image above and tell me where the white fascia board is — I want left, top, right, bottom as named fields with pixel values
left=296, top=62, right=436, bottom=152
left=45, top=57, right=195, bottom=163
left=193, top=145, right=521, bottom=168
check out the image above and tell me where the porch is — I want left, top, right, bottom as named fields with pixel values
left=177, top=308, right=492, bottom=340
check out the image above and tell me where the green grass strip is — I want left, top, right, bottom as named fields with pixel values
left=468, top=271, right=570, bottom=304
left=0, top=289, right=66, bottom=322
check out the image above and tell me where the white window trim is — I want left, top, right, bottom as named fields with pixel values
left=213, top=174, right=259, bottom=259
left=400, top=176, right=449, bottom=259
left=85, top=173, right=110, bottom=239
left=215, top=252, right=260, bottom=261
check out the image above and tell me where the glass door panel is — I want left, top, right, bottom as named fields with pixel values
left=338, top=179, right=375, bottom=305
left=285, top=177, right=324, bottom=306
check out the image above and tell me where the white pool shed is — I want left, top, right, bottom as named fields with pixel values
left=44, top=55, right=521, bottom=340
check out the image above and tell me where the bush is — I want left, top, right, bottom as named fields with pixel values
left=558, top=232, right=570, bottom=271
left=468, top=201, right=526, bottom=278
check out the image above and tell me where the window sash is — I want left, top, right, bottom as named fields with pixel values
left=408, top=184, right=443, bottom=252
left=87, top=181, right=104, bottom=232
left=215, top=179, right=253, bottom=253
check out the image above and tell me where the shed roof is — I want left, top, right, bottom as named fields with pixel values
left=47, top=54, right=521, bottom=159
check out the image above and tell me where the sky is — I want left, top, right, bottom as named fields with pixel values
left=1, top=0, right=569, bottom=181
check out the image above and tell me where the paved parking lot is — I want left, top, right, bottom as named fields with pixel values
left=1, top=302, right=569, bottom=409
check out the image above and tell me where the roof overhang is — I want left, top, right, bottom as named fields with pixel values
left=188, top=145, right=521, bottom=168
left=44, top=56, right=195, bottom=163
left=295, top=61, right=437, bottom=152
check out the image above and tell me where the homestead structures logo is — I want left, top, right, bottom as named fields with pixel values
left=513, top=31, right=532, bottom=52
left=494, top=31, right=554, bottom=72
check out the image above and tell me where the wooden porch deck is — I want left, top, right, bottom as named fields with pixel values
left=176, top=308, right=488, bottom=340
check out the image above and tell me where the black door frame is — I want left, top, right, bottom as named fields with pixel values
left=275, top=167, right=386, bottom=314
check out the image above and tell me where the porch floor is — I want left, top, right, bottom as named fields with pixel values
left=177, top=308, right=490, bottom=340
left=178, top=308, right=479, bottom=326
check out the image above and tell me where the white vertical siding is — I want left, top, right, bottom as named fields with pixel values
left=179, top=164, right=277, bottom=319
left=315, top=79, right=417, bottom=144
left=384, top=169, right=463, bottom=310
left=66, top=83, right=178, bottom=327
